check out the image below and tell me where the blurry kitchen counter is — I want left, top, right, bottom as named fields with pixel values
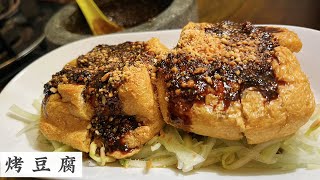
left=198, top=0, right=320, bottom=30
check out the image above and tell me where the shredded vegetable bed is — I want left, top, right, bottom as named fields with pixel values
left=8, top=102, right=320, bottom=172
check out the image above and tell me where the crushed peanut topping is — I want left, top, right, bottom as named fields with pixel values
left=158, top=21, right=281, bottom=126
left=43, top=41, right=161, bottom=153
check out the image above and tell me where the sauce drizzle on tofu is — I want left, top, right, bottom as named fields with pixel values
left=157, top=21, right=281, bottom=126
left=43, top=42, right=157, bottom=154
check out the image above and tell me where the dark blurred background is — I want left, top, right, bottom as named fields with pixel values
left=0, top=0, right=319, bottom=91
left=198, top=0, right=320, bottom=30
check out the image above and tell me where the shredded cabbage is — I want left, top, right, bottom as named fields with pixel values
left=158, top=126, right=205, bottom=172
left=89, top=142, right=116, bottom=165
left=274, top=105, right=320, bottom=169
left=121, top=104, right=320, bottom=171
left=9, top=101, right=320, bottom=172
left=8, top=100, right=75, bottom=152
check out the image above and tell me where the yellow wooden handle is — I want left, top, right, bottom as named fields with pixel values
left=76, top=0, right=123, bottom=35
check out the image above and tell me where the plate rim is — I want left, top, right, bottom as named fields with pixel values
left=1, top=25, right=320, bottom=179
left=1, top=24, right=320, bottom=94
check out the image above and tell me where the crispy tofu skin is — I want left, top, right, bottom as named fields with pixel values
left=262, top=26, right=302, bottom=53
left=40, top=38, right=167, bottom=158
left=119, top=66, right=163, bottom=148
left=157, top=21, right=315, bottom=144
left=40, top=21, right=315, bottom=163
left=40, top=85, right=93, bottom=152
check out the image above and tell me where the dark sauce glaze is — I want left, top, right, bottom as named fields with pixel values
left=43, top=41, right=155, bottom=154
left=91, top=114, right=139, bottom=152
left=158, top=21, right=281, bottom=126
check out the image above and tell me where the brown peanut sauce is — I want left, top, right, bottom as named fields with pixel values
left=43, top=41, right=156, bottom=154
left=158, top=21, right=281, bottom=127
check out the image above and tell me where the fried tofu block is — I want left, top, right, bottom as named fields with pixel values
left=40, top=38, right=167, bottom=158
left=40, top=85, right=93, bottom=152
left=157, top=21, right=315, bottom=144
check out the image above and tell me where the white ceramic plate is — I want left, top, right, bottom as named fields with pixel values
left=0, top=26, right=319, bottom=179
